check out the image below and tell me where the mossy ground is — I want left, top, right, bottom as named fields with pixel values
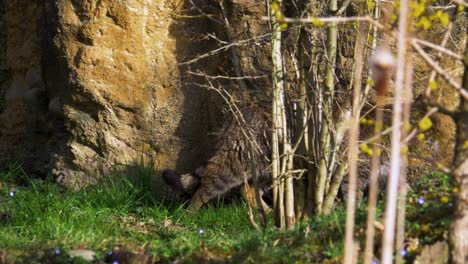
left=0, top=164, right=454, bottom=263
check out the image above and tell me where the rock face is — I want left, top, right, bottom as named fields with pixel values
left=0, top=1, right=48, bottom=175
left=0, top=0, right=221, bottom=186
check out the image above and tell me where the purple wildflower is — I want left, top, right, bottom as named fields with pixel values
left=417, top=197, right=425, bottom=205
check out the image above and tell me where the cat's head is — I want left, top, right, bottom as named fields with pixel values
left=161, top=166, right=205, bottom=199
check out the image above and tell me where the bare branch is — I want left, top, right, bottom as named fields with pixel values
left=411, top=40, right=468, bottom=100
left=403, top=107, right=439, bottom=144
left=187, top=71, right=267, bottom=80
left=424, top=23, right=454, bottom=98
left=261, top=15, right=376, bottom=25
left=415, top=37, right=462, bottom=61
left=179, top=33, right=271, bottom=66
left=189, top=79, right=264, bottom=155
left=187, top=0, right=223, bottom=25
left=336, top=0, right=353, bottom=16
left=408, top=154, right=453, bottom=175
left=452, top=0, right=468, bottom=7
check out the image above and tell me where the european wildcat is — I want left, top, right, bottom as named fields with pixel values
left=163, top=107, right=272, bottom=211
left=162, top=106, right=393, bottom=211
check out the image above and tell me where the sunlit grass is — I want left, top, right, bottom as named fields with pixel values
left=0, top=163, right=454, bottom=263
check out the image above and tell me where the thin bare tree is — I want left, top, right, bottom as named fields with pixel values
left=343, top=1, right=366, bottom=262
left=450, top=37, right=468, bottom=264
left=270, top=0, right=296, bottom=229
left=381, top=0, right=410, bottom=263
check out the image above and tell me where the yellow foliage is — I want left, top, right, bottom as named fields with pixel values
left=360, top=143, right=370, bottom=153
left=271, top=1, right=284, bottom=21
left=367, top=0, right=375, bottom=11
left=375, top=148, right=381, bottom=156
left=429, top=80, right=438, bottom=90
left=360, top=117, right=375, bottom=126
left=431, top=10, right=450, bottom=27
left=440, top=196, right=449, bottom=204
left=415, top=16, right=431, bottom=30
left=439, top=12, right=450, bottom=26
left=418, top=116, right=433, bottom=131
left=271, top=1, right=280, bottom=12
left=401, top=145, right=409, bottom=154
left=311, top=17, right=325, bottom=27
left=360, top=143, right=375, bottom=156
left=411, top=0, right=426, bottom=17
left=417, top=133, right=426, bottom=142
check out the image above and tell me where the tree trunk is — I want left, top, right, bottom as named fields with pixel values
left=450, top=36, right=468, bottom=264
left=270, top=0, right=286, bottom=228
left=315, top=0, right=337, bottom=216
left=343, top=1, right=366, bottom=261
left=363, top=0, right=382, bottom=260
left=381, top=0, right=409, bottom=263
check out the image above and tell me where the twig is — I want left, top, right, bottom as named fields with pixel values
left=244, top=174, right=261, bottom=231
left=424, top=23, right=453, bottom=98
left=411, top=39, right=468, bottom=100
left=261, top=15, right=376, bottom=25
left=403, top=107, right=439, bottom=144
left=415, top=37, right=462, bottom=61
left=336, top=0, right=353, bottom=16
left=179, top=33, right=271, bottom=65
left=452, top=0, right=468, bottom=7
left=407, top=154, right=452, bottom=174
left=190, top=79, right=264, bottom=155
left=187, top=71, right=267, bottom=80
left=187, top=0, right=223, bottom=25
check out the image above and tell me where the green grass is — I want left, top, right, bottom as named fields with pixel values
left=0, top=164, right=345, bottom=263
left=0, top=163, right=455, bottom=263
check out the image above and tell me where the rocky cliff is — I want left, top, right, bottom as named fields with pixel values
left=0, top=0, right=228, bottom=186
